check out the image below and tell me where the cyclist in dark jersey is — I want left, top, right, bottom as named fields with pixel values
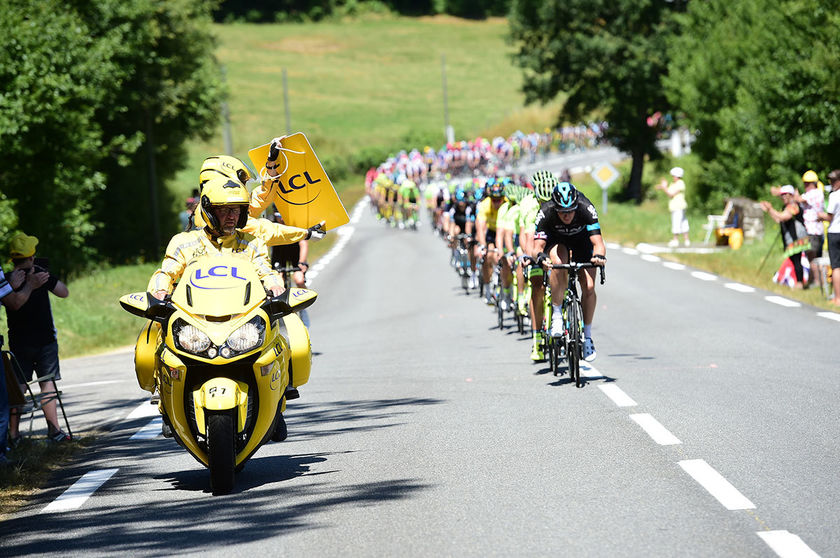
left=533, top=182, right=606, bottom=361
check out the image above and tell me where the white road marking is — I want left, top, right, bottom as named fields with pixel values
left=641, top=254, right=662, bottom=263
left=678, top=459, right=756, bottom=510
left=622, top=248, right=640, bottom=256
left=130, top=417, right=162, bottom=441
left=60, top=380, right=125, bottom=389
left=765, top=296, right=801, bottom=308
left=724, top=283, right=756, bottom=293
left=817, top=311, right=840, bottom=322
left=757, top=530, right=821, bottom=558
left=306, top=199, right=366, bottom=285
left=605, top=242, right=621, bottom=250
left=126, top=402, right=159, bottom=420
left=630, top=413, right=681, bottom=445
left=598, top=384, right=637, bottom=407
left=663, top=262, right=686, bottom=271
left=691, top=271, right=717, bottom=281
left=41, top=469, right=118, bottom=513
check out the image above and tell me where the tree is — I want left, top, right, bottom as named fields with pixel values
left=0, top=0, right=223, bottom=274
left=665, top=0, right=840, bottom=206
left=509, top=0, right=686, bottom=202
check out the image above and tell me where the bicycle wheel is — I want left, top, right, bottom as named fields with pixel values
left=516, top=311, right=524, bottom=334
left=566, top=301, right=581, bottom=387
left=497, top=296, right=504, bottom=329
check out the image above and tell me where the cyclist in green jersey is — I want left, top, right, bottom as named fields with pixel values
left=397, top=177, right=421, bottom=229
left=496, top=181, right=522, bottom=310
left=525, top=170, right=557, bottom=361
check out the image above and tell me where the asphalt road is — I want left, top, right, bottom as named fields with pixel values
left=2, top=157, right=838, bottom=557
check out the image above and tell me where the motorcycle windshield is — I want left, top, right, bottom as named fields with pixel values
left=172, top=254, right=264, bottom=318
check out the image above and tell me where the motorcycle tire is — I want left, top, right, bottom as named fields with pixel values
left=208, top=411, right=236, bottom=495
left=271, top=412, right=288, bottom=442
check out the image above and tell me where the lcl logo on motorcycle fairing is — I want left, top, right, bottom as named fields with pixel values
left=189, top=266, right=249, bottom=290
left=274, top=171, right=322, bottom=206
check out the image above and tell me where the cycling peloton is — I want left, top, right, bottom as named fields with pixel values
left=533, top=181, right=606, bottom=362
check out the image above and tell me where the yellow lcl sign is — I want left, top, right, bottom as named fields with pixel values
left=248, top=133, right=349, bottom=230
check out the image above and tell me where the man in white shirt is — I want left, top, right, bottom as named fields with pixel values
left=819, top=169, right=840, bottom=305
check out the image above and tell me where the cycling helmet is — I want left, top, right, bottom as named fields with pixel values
left=552, top=181, right=579, bottom=212
left=199, top=155, right=254, bottom=190
left=488, top=180, right=505, bottom=199
left=504, top=183, right=521, bottom=204
left=199, top=176, right=250, bottom=236
left=531, top=170, right=558, bottom=202
left=455, top=189, right=467, bottom=202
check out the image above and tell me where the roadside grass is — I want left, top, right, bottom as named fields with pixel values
left=0, top=436, right=94, bottom=518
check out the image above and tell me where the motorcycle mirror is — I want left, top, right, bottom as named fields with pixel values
left=119, top=292, right=151, bottom=318
left=263, top=288, right=317, bottom=317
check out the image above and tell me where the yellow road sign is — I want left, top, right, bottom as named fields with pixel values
left=591, top=163, right=620, bottom=190
left=248, top=133, right=349, bottom=230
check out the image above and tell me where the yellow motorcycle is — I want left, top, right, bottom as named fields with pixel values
left=119, top=254, right=316, bottom=495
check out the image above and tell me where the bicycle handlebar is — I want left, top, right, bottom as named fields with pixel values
left=549, top=262, right=606, bottom=284
left=273, top=264, right=302, bottom=273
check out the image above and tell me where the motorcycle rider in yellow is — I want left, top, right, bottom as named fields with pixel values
left=248, top=138, right=328, bottom=236
left=149, top=176, right=284, bottom=300
left=193, top=155, right=324, bottom=247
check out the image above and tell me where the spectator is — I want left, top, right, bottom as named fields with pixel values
left=179, top=197, right=197, bottom=232
left=4, top=232, right=71, bottom=444
left=819, top=169, right=840, bottom=305
left=0, top=267, right=40, bottom=464
left=799, top=170, right=826, bottom=289
left=656, top=167, right=690, bottom=247
left=760, top=185, right=810, bottom=289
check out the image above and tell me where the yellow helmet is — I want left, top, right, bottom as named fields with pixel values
left=199, top=155, right=254, bottom=190
left=199, top=176, right=250, bottom=235
left=802, top=170, right=819, bottom=183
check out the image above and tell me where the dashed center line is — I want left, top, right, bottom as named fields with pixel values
left=758, top=530, right=821, bottom=558
left=678, top=459, right=755, bottom=510
left=630, top=413, right=681, bottom=445
left=598, top=384, right=637, bottom=407
left=41, top=469, right=118, bottom=513
left=765, top=296, right=801, bottom=308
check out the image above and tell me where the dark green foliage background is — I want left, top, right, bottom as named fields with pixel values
left=0, top=0, right=223, bottom=275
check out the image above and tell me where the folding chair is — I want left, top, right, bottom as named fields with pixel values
left=1, top=335, right=72, bottom=440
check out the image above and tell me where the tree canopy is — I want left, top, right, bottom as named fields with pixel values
left=664, top=0, right=840, bottom=206
left=509, top=0, right=687, bottom=202
left=0, top=0, right=223, bottom=274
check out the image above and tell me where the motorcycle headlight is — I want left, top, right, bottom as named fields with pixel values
left=226, top=317, right=265, bottom=353
left=175, top=322, right=211, bottom=354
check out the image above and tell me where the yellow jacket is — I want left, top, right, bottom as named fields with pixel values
left=193, top=209, right=308, bottom=246
left=148, top=229, right=282, bottom=294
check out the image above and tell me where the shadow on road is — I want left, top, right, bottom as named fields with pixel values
left=0, top=398, right=442, bottom=554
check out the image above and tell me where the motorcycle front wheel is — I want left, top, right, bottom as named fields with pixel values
left=208, top=411, right=236, bottom=495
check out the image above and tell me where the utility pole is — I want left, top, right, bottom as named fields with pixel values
left=145, top=111, right=160, bottom=258
left=283, top=68, right=291, bottom=135
left=441, top=55, right=454, bottom=144
left=221, top=66, right=233, bottom=155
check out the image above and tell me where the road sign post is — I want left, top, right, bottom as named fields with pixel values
left=590, top=163, right=620, bottom=215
